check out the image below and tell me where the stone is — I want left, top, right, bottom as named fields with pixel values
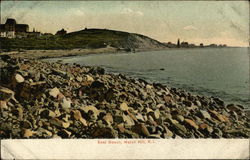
left=199, top=123, right=213, bottom=134
left=23, top=129, right=34, bottom=138
left=72, top=110, right=88, bottom=127
left=213, top=128, right=223, bottom=138
left=127, top=111, right=138, bottom=123
left=226, top=104, right=244, bottom=113
left=91, top=81, right=105, bottom=88
left=0, top=100, right=8, bottom=109
left=123, top=114, right=135, bottom=126
left=135, top=113, right=145, bottom=122
left=213, top=97, right=224, bottom=106
left=148, top=109, right=160, bottom=120
left=86, top=75, right=94, bottom=82
left=103, top=113, right=113, bottom=125
left=81, top=105, right=100, bottom=119
left=209, top=110, right=229, bottom=123
left=13, top=107, right=23, bottom=120
left=92, top=127, right=117, bottom=138
left=183, top=100, right=192, bottom=107
left=0, top=86, right=15, bottom=101
left=184, top=119, right=199, bottom=130
left=120, top=102, right=129, bottom=111
left=124, top=129, right=140, bottom=138
left=15, top=73, right=25, bottom=83
left=52, top=69, right=67, bottom=77
left=21, top=121, right=32, bottom=129
left=163, top=126, right=174, bottom=138
left=62, top=122, right=70, bottom=128
left=49, top=88, right=60, bottom=98
left=76, top=76, right=83, bottom=82
left=116, top=123, right=125, bottom=133
left=35, top=128, right=52, bottom=138
left=113, top=115, right=124, bottom=124
left=58, top=129, right=71, bottom=138
left=88, top=67, right=105, bottom=75
left=61, top=98, right=71, bottom=109
left=132, top=123, right=150, bottom=137
left=50, top=118, right=63, bottom=128
left=164, top=95, right=173, bottom=103
left=200, top=110, right=211, bottom=120
left=40, top=109, right=56, bottom=119
left=175, top=115, right=185, bottom=122
left=172, top=123, right=187, bottom=134
left=195, top=100, right=202, bottom=107
left=148, top=134, right=162, bottom=139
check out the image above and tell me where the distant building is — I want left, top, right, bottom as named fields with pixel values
left=177, top=38, right=180, bottom=48
left=26, top=28, right=41, bottom=38
left=0, top=18, right=29, bottom=38
left=56, top=29, right=67, bottom=36
left=180, top=41, right=189, bottom=48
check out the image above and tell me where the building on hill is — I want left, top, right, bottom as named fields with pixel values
left=0, top=18, right=42, bottom=38
left=0, top=18, right=29, bottom=38
left=56, top=29, right=67, bottom=36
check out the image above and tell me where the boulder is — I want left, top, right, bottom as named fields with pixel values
left=199, top=110, right=211, bottom=120
left=14, top=73, right=25, bottom=83
left=0, top=86, right=15, bottom=101
left=226, top=104, right=244, bottom=113
left=49, top=88, right=60, bottom=98
left=61, top=98, right=71, bottom=109
left=92, top=127, right=117, bottom=138
left=72, top=110, right=88, bottom=127
left=119, top=102, right=129, bottom=111
left=184, top=118, right=199, bottom=130
left=0, top=101, right=8, bottom=109
left=80, top=105, right=100, bottom=119
left=132, top=123, right=150, bottom=137
left=23, top=129, right=34, bottom=138
left=122, top=114, right=135, bottom=126
left=103, top=113, right=113, bottom=125
left=40, top=109, right=56, bottom=119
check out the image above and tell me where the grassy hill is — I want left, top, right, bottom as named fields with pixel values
left=0, top=29, right=167, bottom=50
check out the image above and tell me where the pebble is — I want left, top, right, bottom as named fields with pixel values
left=15, top=73, right=25, bottom=83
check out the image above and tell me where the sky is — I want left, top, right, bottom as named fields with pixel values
left=0, top=1, right=249, bottom=47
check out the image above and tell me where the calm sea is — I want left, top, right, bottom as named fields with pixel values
left=48, top=48, right=250, bottom=110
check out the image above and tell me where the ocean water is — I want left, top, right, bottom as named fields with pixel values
left=48, top=48, right=250, bottom=110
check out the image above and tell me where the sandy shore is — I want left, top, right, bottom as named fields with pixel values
left=0, top=47, right=120, bottom=59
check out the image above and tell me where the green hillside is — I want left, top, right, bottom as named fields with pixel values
left=0, top=29, right=167, bottom=50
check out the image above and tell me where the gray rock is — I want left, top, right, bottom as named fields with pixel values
left=200, top=110, right=211, bottom=120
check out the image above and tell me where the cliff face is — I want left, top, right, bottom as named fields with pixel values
left=0, top=29, right=167, bottom=50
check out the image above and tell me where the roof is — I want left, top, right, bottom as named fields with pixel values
left=5, top=18, right=16, bottom=25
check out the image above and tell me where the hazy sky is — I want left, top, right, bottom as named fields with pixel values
left=1, top=1, right=249, bottom=46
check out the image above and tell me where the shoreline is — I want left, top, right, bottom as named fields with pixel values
left=0, top=55, right=249, bottom=139
left=0, top=46, right=241, bottom=60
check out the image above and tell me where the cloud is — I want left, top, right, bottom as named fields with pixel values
left=183, top=25, right=197, bottom=31
left=121, top=8, right=144, bottom=16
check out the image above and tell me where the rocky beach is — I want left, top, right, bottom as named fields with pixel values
left=0, top=55, right=249, bottom=139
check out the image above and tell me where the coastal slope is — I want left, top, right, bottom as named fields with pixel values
left=0, top=29, right=167, bottom=50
